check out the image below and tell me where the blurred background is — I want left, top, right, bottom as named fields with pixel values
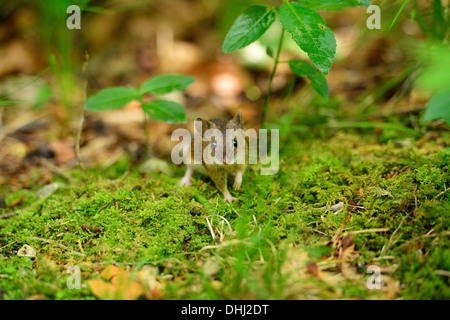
left=0, top=0, right=448, bottom=186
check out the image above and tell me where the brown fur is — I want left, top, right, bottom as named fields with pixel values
left=181, top=111, right=248, bottom=202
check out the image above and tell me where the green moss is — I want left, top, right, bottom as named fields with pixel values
left=0, top=123, right=449, bottom=300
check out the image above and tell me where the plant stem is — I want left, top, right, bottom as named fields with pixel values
left=76, top=51, right=89, bottom=170
left=261, top=27, right=284, bottom=126
left=143, top=110, right=151, bottom=158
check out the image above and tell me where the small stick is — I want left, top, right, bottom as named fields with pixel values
left=77, top=239, right=85, bottom=255
left=347, top=228, right=389, bottom=235
left=435, top=270, right=450, bottom=278
left=215, top=215, right=233, bottom=232
left=381, top=214, right=408, bottom=256
left=311, top=229, right=327, bottom=236
left=0, top=240, right=17, bottom=250
left=279, top=209, right=295, bottom=213
left=205, top=217, right=215, bottom=240
left=435, top=186, right=450, bottom=199
left=200, top=239, right=248, bottom=252
left=28, top=236, right=84, bottom=256
left=0, top=212, right=18, bottom=219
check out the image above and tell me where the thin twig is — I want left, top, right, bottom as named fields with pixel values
left=205, top=216, right=215, bottom=240
left=347, top=228, right=389, bottom=235
left=279, top=209, right=295, bottom=213
left=393, top=231, right=449, bottom=252
left=77, top=239, right=85, bottom=255
left=435, top=186, right=450, bottom=199
left=381, top=215, right=408, bottom=256
left=0, top=212, right=18, bottom=219
left=28, top=237, right=84, bottom=256
left=0, top=240, right=17, bottom=250
left=199, top=239, right=248, bottom=252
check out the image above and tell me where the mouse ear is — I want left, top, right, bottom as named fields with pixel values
left=195, top=117, right=212, bottom=135
left=230, top=110, right=243, bottom=128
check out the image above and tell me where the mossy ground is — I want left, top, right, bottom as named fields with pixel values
left=1, top=105, right=449, bottom=300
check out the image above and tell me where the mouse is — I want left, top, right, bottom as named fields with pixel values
left=179, top=110, right=248, bottom=202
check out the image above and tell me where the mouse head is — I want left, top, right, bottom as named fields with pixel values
left=195, top=111, right=245, bottom=165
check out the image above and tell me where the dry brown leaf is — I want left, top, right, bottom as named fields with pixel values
left=307, top=262, right=344, bottom=286
left=7, top=195, right=24, bottom=208
left=137, top=268, right=164, bottom=299
left=100, top=264, right=125, bottom=281
left=88, top=279, right=113, bottom=299
left=111, top=273, right=145, bottom=300
left=0, top=40, right=41, bottom=76
left=26, top=294, right=46, bottom=300
left=281, top=249, right=309, bottom=279
left=380, top=275, right=401, bottom=300
left=340, top=235, right=362, bottom=281
left=48, top=139, right=76, bottom=164
left=89, top=266, right=145, bottom=300
left=341, top=234, right=354, bottom=252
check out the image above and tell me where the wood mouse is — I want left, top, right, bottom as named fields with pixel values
left=179, top=111, right=248, bottom=202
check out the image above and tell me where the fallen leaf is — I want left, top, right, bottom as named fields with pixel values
left=8, top=195, right=24, bottom=208
left=111, top=273, right=145, bottom=300
left=203, top=258, right=220, bottom=277
left=381, top=275, right=401, bottom=300
left=100, top=265, right=125, bottom=281
left=137, top=267, right=164, bottom=299
left=17, top=244, right=36, bottom=257
left=27, top=294, right=46, bottom=300
left=281, top=249, right=309, bottom=280
left=88, top=266, right=145, bottom=300
left=88, top=279, right=114, bottom=299
left=36, top=182, right=67, bottom=199
left=48, top=139, right=76, bottom=164
left=341, top=234, right=354, bottom=252
left=340, top=235, right=362, bottom=281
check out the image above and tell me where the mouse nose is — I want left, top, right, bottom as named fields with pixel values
left=223, top=156, right=228, bottom=164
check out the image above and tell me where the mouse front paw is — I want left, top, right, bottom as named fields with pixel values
left=233, top=172, right=242, bottom=191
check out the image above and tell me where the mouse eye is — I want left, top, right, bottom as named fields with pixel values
left=211, top=140, right=217, bottom=150
left=233, top=139, right=238, bottom=147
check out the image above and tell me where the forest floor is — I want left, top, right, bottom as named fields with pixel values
left=0, top=0, right=449, bottom=301
left=1, top=101, right=449, bottom=300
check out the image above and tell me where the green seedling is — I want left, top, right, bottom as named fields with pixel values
left=84, top=74, right=194, bottom=156
left=221, top=0, right=372, bottom=124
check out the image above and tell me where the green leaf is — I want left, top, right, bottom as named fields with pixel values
left=280, top=1, right=336, bottom=74
left=140, top=74, right=194, bottom=95
left=222, top=5, right=276, bottom=53
left=289, top=60, right=329, bottom=99
left=266, top=46, right=274, bottom=58
left=142, top=100, right=186, bottom=124
left=423, top=89, right=450, bottom=124
left=295, top=0, right=371, bottom=11
left=416, top=44, right=450, bottom=93
left=85, top=87, right=139, bottom=111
